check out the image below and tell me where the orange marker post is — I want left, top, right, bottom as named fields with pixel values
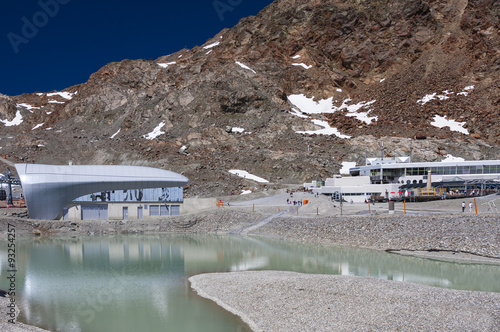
left=368, top=204, right=371, bottom=214
left=404, top=200, right=406, bottom=214
left=474, top=197, right=478, bottom=215
left=253, top=203, right=255, bottom=212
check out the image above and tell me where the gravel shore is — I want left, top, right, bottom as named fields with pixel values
left=250, top=213, right=500, bottom=259
left=190, top=271, right=500, bottom=332
left=0, top=297, right=49, bottom=332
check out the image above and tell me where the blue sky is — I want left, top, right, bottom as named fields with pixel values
left=0, top=0, right=273, bottom=96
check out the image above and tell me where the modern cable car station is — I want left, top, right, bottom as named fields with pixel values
left=11, top=163, right=188, bottom=220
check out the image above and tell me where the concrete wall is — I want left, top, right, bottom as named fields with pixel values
left=181, top=197, right=217, bottom=214
left=63, top=202, right=183, bottom=220
left=325, top=176, right=371, bottom=187
left=313, top=183, right=401, bottom=203
left=66, top=205, right=81, bottom=220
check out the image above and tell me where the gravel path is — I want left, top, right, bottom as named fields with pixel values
left=190, top=271, right=500, bottom=332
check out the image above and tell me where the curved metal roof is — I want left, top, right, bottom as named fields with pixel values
left=15, top=164, right=188, bottom=220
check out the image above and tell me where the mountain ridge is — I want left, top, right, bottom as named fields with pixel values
left=1, top=0, right=499, bottom=196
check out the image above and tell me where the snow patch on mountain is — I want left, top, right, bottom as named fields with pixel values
left=110, top=129, right=121, bottom=139
left=17, top=103, right=40, bottom=111
left=231, top=127, right=245, bottom=133
left=296, top=119, right=352, bottom=138
left=417, top=86, right=474, bottom=104
left=158, top=62, right=176, bottom=68
left=46, top=91, right=77, bottom=100
left=1, top=111, right=23, bottom=126
left=143, top=121, right=165, bottom=140
left=288, top=94, right=377, bottom=137
left=292, top=63, right=312, bottom=69
left=235, top=61, right=256, bottom=74
left=431, top=115, right=469, bottom=135
left=229, top=170, right=269, bottom=183
left=203, top=41, right=220, bottom=49
left=32, top=123, right=44, bottom=130
left=441, top=154, right=465, bottom=162
left=457, top=85, right=475, bottom=96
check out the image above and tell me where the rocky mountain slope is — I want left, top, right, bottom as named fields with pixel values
left=1, top=0, right=499, bottom=197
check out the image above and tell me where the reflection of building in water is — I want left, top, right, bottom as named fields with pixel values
left=230, top=256, right=269, bottom=271
left=15, top=240, right=188, bottom=332
left=63, top=240, right=185, bottom=267
left=1, top=236, right=496, bottom=332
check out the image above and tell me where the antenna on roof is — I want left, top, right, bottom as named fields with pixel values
left=409, top=140, right=413, bottom=163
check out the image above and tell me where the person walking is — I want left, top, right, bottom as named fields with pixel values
left=469, top=201, right=473, bottom=213
left=462, top=201, right=466, bottom=212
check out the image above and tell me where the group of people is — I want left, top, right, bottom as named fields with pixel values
left=364, top=198, right=375, bottom=205
left=461, top=201, right=474, bottom=213
left=287, top=198, right=303, bottom=206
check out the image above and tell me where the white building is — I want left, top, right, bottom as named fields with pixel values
left=15, top=163, right=188, bottom=220
left=350, top=158, right=500, bottom=185
left=305, top=175, right=400, bottom=202
left=305, top=158, right=500, bottom=202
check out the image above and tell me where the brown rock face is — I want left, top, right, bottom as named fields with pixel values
left=0, top=94, right=17, bottom=120
left=1, top=0, right=499, bottom=196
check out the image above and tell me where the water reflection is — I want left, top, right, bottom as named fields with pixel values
left=0, top=234, right=499, bottom=332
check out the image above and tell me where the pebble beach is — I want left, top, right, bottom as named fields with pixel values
left=190, top=271, right=500, bottom=332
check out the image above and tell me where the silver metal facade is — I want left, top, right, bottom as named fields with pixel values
left=15, top=164, right=189, bottom=220
left=72, top=187, right=184, bottom=203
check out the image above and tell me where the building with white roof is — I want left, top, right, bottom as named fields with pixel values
left=15, top=164, right=188, bottom=220
left=305, top=158, right=500, bottom=202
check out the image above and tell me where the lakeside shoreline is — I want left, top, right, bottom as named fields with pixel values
left=190, top=271, right=500, bottom=332
left=2, top=208, right=498, bottom=261
left=0, top=296, right=49, bottom=332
